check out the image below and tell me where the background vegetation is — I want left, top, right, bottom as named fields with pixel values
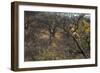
left=24, top=11, right=90, bottom=61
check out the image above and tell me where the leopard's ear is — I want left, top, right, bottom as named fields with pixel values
left=70, top=27, right=75, bottom=32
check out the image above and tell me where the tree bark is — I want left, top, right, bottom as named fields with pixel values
left=71, top=35, right=88, bottom=58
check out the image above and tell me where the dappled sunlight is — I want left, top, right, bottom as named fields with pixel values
left=24, top=11, right=90, bottom=61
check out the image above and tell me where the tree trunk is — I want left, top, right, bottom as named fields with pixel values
left=49, top=32, right=55, bottom=45
left=71, top=36, right=88, bottom=58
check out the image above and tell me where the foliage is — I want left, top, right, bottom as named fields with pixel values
left=24, top=11, right=90, bottom=61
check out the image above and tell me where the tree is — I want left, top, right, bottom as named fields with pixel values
left=61, top=14, right=89, bottom=58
